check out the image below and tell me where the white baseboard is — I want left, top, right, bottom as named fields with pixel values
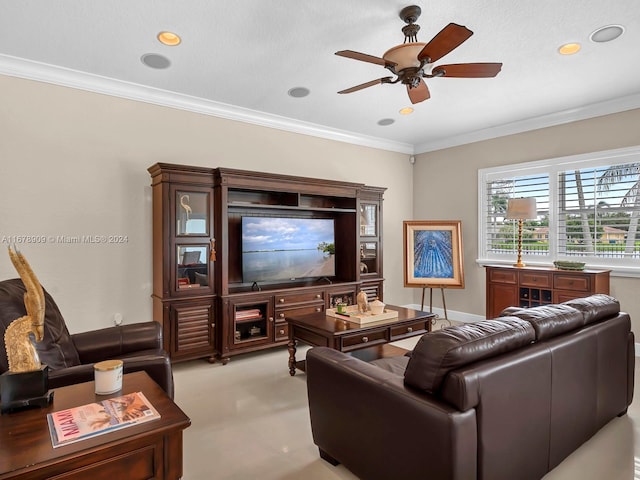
left=405, top=303, right=640, bottom=357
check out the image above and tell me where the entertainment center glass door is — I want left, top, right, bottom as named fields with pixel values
left=173, top=187, right=213, bottom=293
left=359, top=203, right=379, bottom=276
left=176, top=190, right=209, bottom=236
left=231, top=297, right=273, bottom=347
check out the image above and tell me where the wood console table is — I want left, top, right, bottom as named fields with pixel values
left=0, top=371, right=190, bottom=480
left=286, top=304, right=435, bottom=375
left=485, top=264, right=610, bottom=319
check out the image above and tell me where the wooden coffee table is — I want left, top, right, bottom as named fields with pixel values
left=0, top=371, right=190, bottom=480
left=286, top=304, right=434, bottom=375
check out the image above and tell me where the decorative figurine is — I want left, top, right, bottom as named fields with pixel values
left=180, top=194, right=192, bottom=220
left=4, top=246, right=45, bottom=373
left=1, top=246, right=53, bottom=413
left=356, top=290, right=369, bottom=314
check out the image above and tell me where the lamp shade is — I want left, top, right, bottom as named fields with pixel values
left=506, top=197, right=537, bottom=220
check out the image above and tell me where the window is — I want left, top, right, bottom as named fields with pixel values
left=479, top=146, right=640, bottom=275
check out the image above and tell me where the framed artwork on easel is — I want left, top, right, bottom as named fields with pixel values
left=403, top=220, right=465, bottom=289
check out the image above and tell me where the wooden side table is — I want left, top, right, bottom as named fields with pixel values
left=485, top=264, right=610, bottom=318
left=0, top=371, right=190, bottom=480
left=286, top=304, right=434, bottom=375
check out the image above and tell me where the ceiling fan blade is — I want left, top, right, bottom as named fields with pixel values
left=335, top=50, right=396, bottom=68
left=338, top=77, right=392, bottom=94
left=417, top=23, right=473, bottom=63
left=432, top=63, right=503, bottom=78
left=407, top=79, right=430, bottom=104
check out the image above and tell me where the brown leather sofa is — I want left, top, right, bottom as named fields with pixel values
left=306, top=294, right=634, bottom=480
left=0, top=278, right=174, bottom=398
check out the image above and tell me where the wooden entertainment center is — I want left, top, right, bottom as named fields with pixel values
left=148, top=164, right=385, bottom=364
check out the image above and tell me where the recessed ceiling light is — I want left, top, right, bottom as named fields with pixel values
left=157, top=31, right=181, bottom=46
left=399, top=107, right=414, bottom=115
left=558, top=43, right=581, bottom=55
left=141, top=53, right=171, bottom=69
left=377, top=118, right=395, bottom=126
left=590, top=25, right=625, bottom=43
left=287, top=87, right=310, bottom=98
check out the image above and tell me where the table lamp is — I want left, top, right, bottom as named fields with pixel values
left=506, top=197, right=537, bottom=267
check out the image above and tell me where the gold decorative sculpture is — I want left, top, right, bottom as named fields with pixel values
left=4, top=246, right=45, bottom=373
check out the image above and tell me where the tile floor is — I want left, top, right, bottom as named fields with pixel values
left=173, top=319, right=640, bottom=479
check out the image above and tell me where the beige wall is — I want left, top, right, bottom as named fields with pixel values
left=3, top=72, right=638, bottom=336
left=0, top=75, right=414, bottom=333
left=413, top=109, right=640, bottom=333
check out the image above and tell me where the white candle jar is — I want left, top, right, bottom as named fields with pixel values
left=94, top=359, right=123, bottom=395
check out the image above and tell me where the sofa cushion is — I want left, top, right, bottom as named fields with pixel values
left=562, top=294, right=620, bottom=326
left=0, top=279, right=81, bottom=372
left=404, top=317, right=535, bottom=394
left=500, top=304, right=584, bottom=341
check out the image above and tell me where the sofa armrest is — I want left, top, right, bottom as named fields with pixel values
left=71, top=322, right=163, bottom=363
left=306, top=347, right=477, bottom=480
left=48, top=353, right=174, bottom=399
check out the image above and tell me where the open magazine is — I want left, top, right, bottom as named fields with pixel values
left=47, top=391, right=160, bottom=448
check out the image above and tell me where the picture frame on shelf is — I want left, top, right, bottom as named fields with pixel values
left=403, top=220, right=465, bottom=288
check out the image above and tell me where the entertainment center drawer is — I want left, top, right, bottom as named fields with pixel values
left=390, top=319, right=430, bottom=339
left=341, top=329, right=388, bottom=351
left=554, top=274, right=590, bottom=292
left=275, top=303, right=324, bottom=320
left=275, top=323, right=289, bottom=341
left=519, top=271, right=551, bottom=288
left=489, top=269, right=517, bottom=284
left=275, top=291, right=325, bottom=305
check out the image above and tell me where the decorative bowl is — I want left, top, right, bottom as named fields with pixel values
left=553, top=261, right=586, bottom=271
left=369, top=299, right=385, bottom=315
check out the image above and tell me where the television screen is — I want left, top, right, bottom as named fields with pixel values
left=241, top=216, right=336, bottom=283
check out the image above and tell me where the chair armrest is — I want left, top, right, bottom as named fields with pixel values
left=306, top=347, right=477, bottom=480
left=71, top=322, right=163, bottom=364
left=48, top=353, right=174, bottom=399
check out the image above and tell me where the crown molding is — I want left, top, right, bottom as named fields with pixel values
left=414, top=93, right=640, bottom=153
left=2, top=54, right=637, bottom=157
left=0, top=54, right=414, bottom=155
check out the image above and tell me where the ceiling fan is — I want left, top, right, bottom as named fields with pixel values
left=335, top=5, right=502, bottom=104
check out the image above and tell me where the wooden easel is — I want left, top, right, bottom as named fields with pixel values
left=420, top=286, right=452, bottom=327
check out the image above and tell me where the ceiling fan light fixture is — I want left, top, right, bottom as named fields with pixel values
left=558, top=42, right=581, bottom=55
left=383, top=43, right=426, bottom=70
left=399, top=107, right=414, bottom=115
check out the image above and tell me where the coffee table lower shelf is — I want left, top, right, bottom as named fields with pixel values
left=286, top=304, right=434, bottom=376
left=292, top=343, right=410, bottom=373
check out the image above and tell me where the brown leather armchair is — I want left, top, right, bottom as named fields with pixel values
left=0, top=279, right=174, bottom=398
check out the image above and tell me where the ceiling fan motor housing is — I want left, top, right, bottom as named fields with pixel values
left=400, top=5, right=422, bottom=24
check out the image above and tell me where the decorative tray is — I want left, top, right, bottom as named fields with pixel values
left=553, top=261, right=586, bottom=271
left=326, top=305, right=398, bottom=324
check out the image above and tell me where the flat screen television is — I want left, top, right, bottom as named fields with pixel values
left=241, top=216, right=336, bottom=283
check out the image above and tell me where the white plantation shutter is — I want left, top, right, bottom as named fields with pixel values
left=558, top=164, right=640, bottom=259
left=479, top=147, right=640, bottom=272
left=484, top=174, right=549, bottom=258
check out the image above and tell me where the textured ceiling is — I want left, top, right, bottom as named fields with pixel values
left=1, top=1, right=639, bottom=153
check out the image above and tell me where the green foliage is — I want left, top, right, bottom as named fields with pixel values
left=318, top=242, right=335, bottom=255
